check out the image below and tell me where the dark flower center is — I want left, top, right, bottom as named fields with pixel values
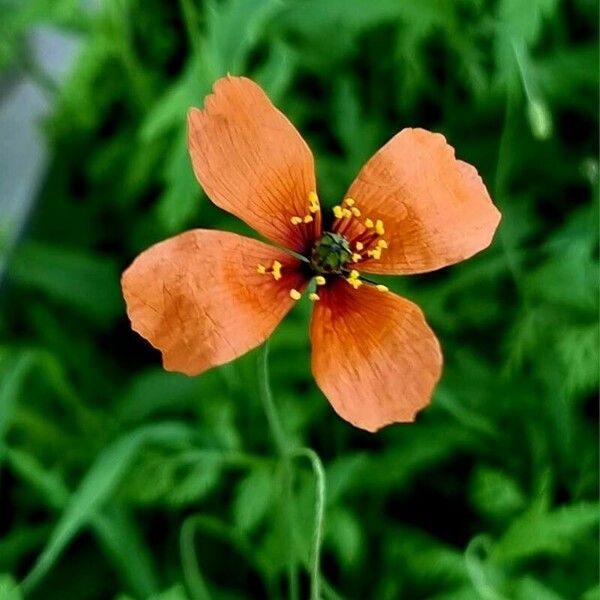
left=310, top=231, right=352, bottom=275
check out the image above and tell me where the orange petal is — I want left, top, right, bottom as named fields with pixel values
left=310, top=279, right=442, bottom=432
left=122, top=230, right=307, bottom=375
left=339, top=128, right=501, bottom=274
left=188, top=76, right=319, bottom=253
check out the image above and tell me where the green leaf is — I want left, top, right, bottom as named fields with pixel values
left=0, top=575, right=22, bottom=600
left=511, top=576, right=565, bottom=600
left=9, top=242, right=122, bottom=325
left=325, top=508, right=362, bottom=568
left=204, top=0, right=282, bottom=75
left=491, top=502, right=599, bottom=564
left=156, top=130, right=201, bottom=233
left=0, top=350, right=36, bottom=452
left=470, top=466, right=527, bottom=521
left=233, top=466, right=274, bottom=533
left=498, top=0, right=558, bottom=45
left=22, top=423, right=194, bottom=593
left=6, top=447, right=158, bottom=597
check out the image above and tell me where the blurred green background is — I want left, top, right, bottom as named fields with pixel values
left=0, top=0, right=598, bottom=599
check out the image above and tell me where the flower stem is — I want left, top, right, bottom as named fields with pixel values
left=258, top=342, right=327, bottom=600
left=180, top=516, right=213, bottom=600
left=258, top=342, right=288, bottom=456
left=291, top=447, right=326, bottom=600
left=258, top=342, right=299, bottom=600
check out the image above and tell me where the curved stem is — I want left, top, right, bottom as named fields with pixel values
left=258, top=342, right=299, bottom=600
left=291, top=448, right=326, bottom=600
left=258, top=342, right=288, bottom=455
left=180, top=514, right=273, bottom=600
left=258, top=342, right=328, bottom=600
left=180, top=516, right=213, bottom=600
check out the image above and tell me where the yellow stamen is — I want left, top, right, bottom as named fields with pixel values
left=365, top=218, right=374, bottom=228
left=377, top=239, right=388, bottom=249
left=289, top=288, right=301, bottom=300
left=355, top=241, right=364, bottom=251
left=346, top=277, right=363, bottom=289
left=272, top=260, right=282, bottom=280
left=315, top=275, right=326, bottom=285
left=367, top=248, right=382, bottom=260
left=342, top=208, right=352, bottom=218
left=375, top=219, right=385, bottom=235
left=376, top=284, right=389, bottom=292
left=352, top=253, right=362, bottom=262
left=303, top=214, right=314, bottom=223
left=257, top=264, right=266, bottom=274
left=309, top=292, right=320, bottom=301
left=349, top=269, right=360, bottom=279
left=351, top=207, right=361, bottom=217
left=308, top=191, right=320, bottom=213
left=333, top=205, right=343, bottom=219
left=290, top=216, right=303, bottom=225
left=343, top=197, right=355, bottom=206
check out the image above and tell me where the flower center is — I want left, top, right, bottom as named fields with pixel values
left=310, top=231, right=353, bottom=274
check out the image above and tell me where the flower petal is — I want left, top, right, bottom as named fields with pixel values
left=188, top=76, right=319, bottom=253
left=122, top=230, right=307, bottom=375
left=310, top=279, right=442, bottom=432
left=339, top=128, right=501, bottom=274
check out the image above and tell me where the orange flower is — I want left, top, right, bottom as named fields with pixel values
left=122, top=76, right=501, bottom=432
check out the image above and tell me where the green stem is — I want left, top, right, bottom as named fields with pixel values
left=178, top=516, right=211, bottom=600
left=495, top=86, right=530, bottom=306
left=258, top=342, right=288, bottom=455
left=179, top=0, right=203, bottom=57
left=291, top=448, right=326, bottom=600
left=258, top=342, right=299, bottom=600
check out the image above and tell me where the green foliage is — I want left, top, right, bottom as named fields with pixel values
left=1, top=0, right=597, bottom=598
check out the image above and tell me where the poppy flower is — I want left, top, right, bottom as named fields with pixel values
left=122, top=76, right=500, bottom=432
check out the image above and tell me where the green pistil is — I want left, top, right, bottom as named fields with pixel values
left=310, top=232, right=352, bottom=274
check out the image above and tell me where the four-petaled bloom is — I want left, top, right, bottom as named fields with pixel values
left=121, top=76, right=501, bottom=432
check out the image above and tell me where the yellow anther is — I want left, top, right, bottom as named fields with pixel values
left=342, top=208, right=353, bottom=218
left=309, top=292, right=320, bottom=302
left=308, top=191, right=320, bottom=213
left=377, top=239, right=388, bottom=249
left=349, top=269, right=360, bottom=279
left=343, top=197, right=355, bottom=206
left=272, top=260, right=282, bottom=280
left=352, top=253, right=362, bottom=262
left=303, top=214, right=314, bottom=223
left=333, top=205, right=344, bottom=219
left=314, top=275, right=326, bottom=285
left=289, top=288, right=301, bottom=300
left=355, top=241, right=364, bottom=251
left=290, top=216, right=303, bottom=225
left=375, top=219, right=385, bottom=235
left=365, top=218, right=374, bottom=228
left=376, top=284, right=389, bottom=292
left=351, top=207, right=361, bottom=217
left=346, top=277, right=363, bottom=289
left=367, top=248, right=382, bottom=260
left=257, top=264, right=267, bottom=274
